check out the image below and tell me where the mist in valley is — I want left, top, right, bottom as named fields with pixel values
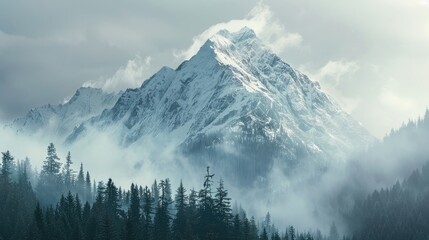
left=2, top=110, right=429, bottom=236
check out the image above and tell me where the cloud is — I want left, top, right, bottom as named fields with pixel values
left=315, top=61, right=359, bottom=87
left=302, top=60, right=361, bottom=113
left=174, top=3, right=302, bottom=60
left=83, top=55, right=152, bottom=93
left=379, top=80, right=417, bottom=111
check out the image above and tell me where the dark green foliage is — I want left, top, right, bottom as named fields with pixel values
left=63, top=151, right=73, bottom=190
left=141, top=186, right=153, bottom=240
left=86, top=172, right=92, bottom=203
left=289, top=226, right=296, bottom=240
left=154, top=179, right=172, bottom=240
left=214, top=178, right=232, bottom=239
left=0, top=153, right=37, bottom=240
left=1, top=150, right=14, bottom=185
left=76, top=163, right=85, bottom=200
left=348, top=162, right=429, bottom=240
left=198, top=166, right=216, bottom=239
left=172, top=181, right=188, bottom=240
left=126, top=184, right=141, bottom=240
left=260, top=228, right=269, bottom=240
left=37, top=143, right=63, bottom=205
left=0, top=147, right=325, bottom=240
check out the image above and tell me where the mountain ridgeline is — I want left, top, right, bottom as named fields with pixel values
left=8, top=27, right=374, bottom=185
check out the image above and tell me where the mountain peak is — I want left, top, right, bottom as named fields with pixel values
left=66, top=87, right=105, bottom=105
left=191, top=27, right=268, bottom=73
left=215, top=27, right=257, bottom=43
left=206, top=27, right=259, bottom=50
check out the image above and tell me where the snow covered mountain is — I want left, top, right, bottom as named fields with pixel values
left=9, top=87, right=120, bottom=138
left=66, top=27, right=374, bottom=183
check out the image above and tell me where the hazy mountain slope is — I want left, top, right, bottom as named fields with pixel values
left=68, top=27, right=374, bottom=183
left=9, top=87, right=120, bottom=138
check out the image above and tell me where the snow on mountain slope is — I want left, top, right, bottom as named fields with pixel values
left=9, top=87, right=120, bottom=138
left=68, top=27, right=374, bottom=183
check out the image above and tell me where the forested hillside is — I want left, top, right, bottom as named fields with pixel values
left=347, top=162, right=429, bottom=240
left=3, top=137, right=429, bottom=240
left=0, top=144, right=322, bottom=240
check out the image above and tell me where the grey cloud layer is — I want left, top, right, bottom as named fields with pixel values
left=0, top=0, right=428, bottom=137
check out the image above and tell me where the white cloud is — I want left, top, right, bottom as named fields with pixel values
left=379, top=80, right=417, bottom=111
left=315, top=61, right=359, bottom=87
left=174, top=3, right=302, bottom=60
left=303, top=60, right=361, bottom=113
left=83, top=55, right=152, bottom=93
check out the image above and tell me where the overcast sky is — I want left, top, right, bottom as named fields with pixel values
left=0, top=0, right=428, bottom=138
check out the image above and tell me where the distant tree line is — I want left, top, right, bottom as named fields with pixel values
left=0, top=143, right=324, bottom=240
left=346, top=162, right=429, bottom=240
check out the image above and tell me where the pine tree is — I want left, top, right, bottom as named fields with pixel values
left=86, top=171, right=92, bottom=203
left=63, top=151, right=74, bottom=190
left=93, top=179, right=97, bottom=200
left=172, top=180, right=188, bottom=240
left=214, top=178, right=232, bottom=239
left=37, top=143, right=62, bottom=204
left=152, top=180, right=159, bottom=209
left=126, top=183, right=141, bottom=240
left=154, top=179, right=172, bottom=240
left=243, top=216, right=251, bottom=240
left=263, top=212, right=271, bottom=236
left=260, top=228, right=269, bottom=240
left=271, top=231, right=281, bottom=240
left=187, top=188, right=198, bottom=239
left=249, top=217, right=259, bottom=240
left=32, top=202, right=45, bottom=239
left=43, top=143, right=61, bottom=175
left=289, top=226, right=296, bottom=240
left=88, top=181, right=106, bottom=240
left=232, top=214, right=242, bottom=240
left=1, top=150, right=14, bottom=185
left=76, top=163, right=85, bottom=198
left=104, top=178, right=121, bottom=240
left=142, top=186, right=153, bottom=240
left=198, top=166, right=215, bottom=239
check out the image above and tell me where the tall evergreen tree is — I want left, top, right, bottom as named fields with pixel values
left=1, top=150, right=14, bottom=185
left=152, top=180, right=159, bottom=209
left=142, top=186, right=153, bottom=240
left=86, top=171, right=92, bottom=203
left=198, top=166, right=216, bottom=239
left=104, top=178, right=122, bottom=240
left=187, top=188, right=198, bottom=239
left=76, top=163, right=85, bottom=197
left=289, top=226, right=296, bottom=240
left=249, top=217, right=259, bottom=240
left=126, top=183, right=141, bottom=240
left=37, top=143, right=62, bottom=205
left=154, top=179, right=172, bottom=240
left=32, top=202, right=45, bottom=239
left=63, top=151, right=74, bottom=190
left=214, top=178, right=232, bottom=239
left=43, top=143, right=61, bottom=175
left=260, top=228, right=269, bottom=240
left=232, top=214, right=242, bottom=240
left=172, top=180, right=188, bottom=240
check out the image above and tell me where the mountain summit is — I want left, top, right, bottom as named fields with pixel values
left=10, top=27, right=374, bottom=184
left=65, top=27, right=374, bottom=182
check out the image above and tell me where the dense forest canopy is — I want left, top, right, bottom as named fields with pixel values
left=2, top=110, right=429, bottom=240
left=0, top=144, right=326, bottom=240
